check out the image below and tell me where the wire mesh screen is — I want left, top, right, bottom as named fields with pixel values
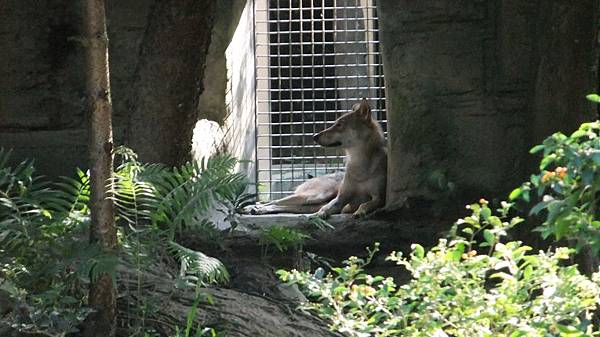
left=255, top=0, right=386, bottom=201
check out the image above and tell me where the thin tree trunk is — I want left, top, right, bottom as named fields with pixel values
left=83, top=0, right=117, bottom=336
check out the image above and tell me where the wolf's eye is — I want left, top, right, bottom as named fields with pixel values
left=336, top=122, right=344, bottom=128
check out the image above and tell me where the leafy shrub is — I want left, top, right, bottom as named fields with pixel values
left=259, top=226, right=309, bottom=256
left=0, top=147, right=250, bottom=336
left=258, top=216, right=334, bottom=258
left=279, top=200, right=600, bottom=337
left=510, top=121, right=600, bottom=252
left=0, top=149, right=103, bottom=335
left=110, top=147, right=247, bottom=286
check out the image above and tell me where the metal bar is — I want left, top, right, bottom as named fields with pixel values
left=252, top=0, right=258, bottom=199
left=311, top=0, right=317, bottom=177
left=257, top=119, right=388, bottom=126
left=258, top=155, right=347, bottom=160
left=276, top=0, right=282, bottom=201
left=259, top=97, right=385, bottom=103
left=257, top=6, right=378, bottom=11
left=254, top=0, right=386, bottom=201
left=324, top=0, right=331, bottom=167
left=257, top=41, right=381, bottom=46
left=257, top=28, right=380, bottom=34
left=257, top=63, right=383, bottom=69
left=257, top=75, right=384, bottom=80
left=256, top=17, right=379, bottom=22
left=288, top=1, right=294, bottom=198
left=257, top=109, right=387, bottom=115
left=299, top=0, right=304, bottom=183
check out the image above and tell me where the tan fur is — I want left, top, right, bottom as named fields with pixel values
left=313, top=99, right=387, bottom=218
left=246, top=99, right=387, bottom=218
left=245, top=172, right=343, bottom=214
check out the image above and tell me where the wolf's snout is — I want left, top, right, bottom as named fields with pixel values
left=313, top=133, right=320, bottom=142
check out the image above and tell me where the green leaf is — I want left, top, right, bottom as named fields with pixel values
left=481, top=207, right=491, bottom=220
left=570, top=129, right=587, bottom=138
left=461, top=227, right=473, bottom=235
left=591, top=150, right=600, bottom=165
left=483, top=229, right=494, bottom=246
left=530, top=199, right=551, bottom=216
left=585, top=93, right=600, bottom=103
left=508, top=187, right=522, bottom=200
left=529, top=144, right=545, bottom=154
left=540, top=154, right=556, bottom=170
left=411, top=244, right=425, bottom=259
left=555, top=323, right=584, bottom=336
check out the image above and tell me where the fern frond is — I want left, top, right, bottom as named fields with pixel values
left=49, top=169, right=90, bottom=214
left=168, top=241, right=229, bottom=286
left=109, top=171, right=156, bottom=227
left=148, top=154, right=250, bottom=238
left=110, top=148, right=167, bottom=228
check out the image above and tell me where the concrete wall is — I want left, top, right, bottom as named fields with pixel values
left=379, top=0, right=599, bottom=207
left=0, top=1, right=88, bottom=175
left=223, top=0, right=256, bottom=185
left=1, top=0, right=598, bottom=210
left=191, top=0, right=256, bottom=186
left=0, top=0, right=215, bottom=176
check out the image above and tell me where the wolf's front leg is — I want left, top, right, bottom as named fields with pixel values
left=353, top=196, right=384, bottom=218
left=316, top=196, right=346, bottom=219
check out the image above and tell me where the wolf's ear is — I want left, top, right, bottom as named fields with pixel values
left=357, top=98, right=371, bottom=120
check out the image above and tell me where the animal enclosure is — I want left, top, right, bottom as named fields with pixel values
left=254, top=0, right=387, bottom=201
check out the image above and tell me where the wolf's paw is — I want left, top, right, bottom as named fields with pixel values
left=316, top=209, right=329, bottom=219
left=241, top=205, right=262, bottom=215
left=352, top=209, right=367, bottom=219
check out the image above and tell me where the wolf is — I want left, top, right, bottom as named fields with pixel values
left=247, top=99, right=387, bottom=218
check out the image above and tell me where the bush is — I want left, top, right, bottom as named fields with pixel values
left=0, top=147, right=249, bottom=336
left=510, top=121, right=600, bottom=253
left=0, top=150, right=100, bottom=335
left=279, top=200, right=600, bottom=337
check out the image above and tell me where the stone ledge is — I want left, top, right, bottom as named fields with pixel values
left=236, top=213, right=351, bottom=230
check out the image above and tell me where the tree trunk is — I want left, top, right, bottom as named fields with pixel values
left=83, top=0, right=117, bottom=336
left=126, top=0, right=216, bottom=166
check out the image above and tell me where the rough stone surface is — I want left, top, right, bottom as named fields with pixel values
left=0, top=1, right=86, bottom=176
left=116, top=265, right=342, bottom=337
left=125, top=0, right=217, bottom=166
left=379, top=0, right=599, bottom=206
left=1, top=0, right=597, bottom=190
left=0, top=0, right=220, bottom=175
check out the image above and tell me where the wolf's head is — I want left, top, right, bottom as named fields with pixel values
left=313, top=99, right=382, bottom=149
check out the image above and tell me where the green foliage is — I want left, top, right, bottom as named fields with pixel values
left=0, top=149, right=106, bottom=336
left=586, top=94, right=600, bottom=103
left=169, top=241, right=229, bottom=287
left=110, top=148, right=247, bottom=334
left=257, top=216, right=333, bottom=258
left=111, top=147, right=249, bottom=240
left=280, top=200, right=600, bottom=337
left=111, top=146, right=246, bottom=286
left=510, top=121, right=600, bottom=252
left=1, top=147, right=249, bottom=336
left=259, top=226, right=309, bottom=256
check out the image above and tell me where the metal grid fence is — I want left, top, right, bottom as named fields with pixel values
left=254, top=0, right=386, bottom=201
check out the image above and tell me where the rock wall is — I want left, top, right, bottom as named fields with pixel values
left=379, top=0, right=599, bottom=206
left=0, top=0, right=218, bottom=176
left=192, top=0, right=257, bottom=187
left=1, top=0, right=598, bottom=204
left=0, top=1, right=88, bottom=176
left=123, top=0, right=217, bottom=165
